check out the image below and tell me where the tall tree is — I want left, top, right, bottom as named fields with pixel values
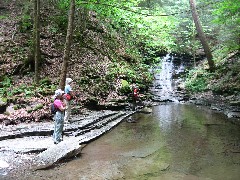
left=189, top=0, right=215, bottom=71
left=59, top=0, right=75, bottom=90
left=33, top=0, right=40, bottom=83
left=77, top=6, right=88, bottom=45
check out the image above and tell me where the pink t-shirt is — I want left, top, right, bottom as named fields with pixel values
left=54, top=99, right=64, bottom=110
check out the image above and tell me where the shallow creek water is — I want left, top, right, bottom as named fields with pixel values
left=11, top=103, right=240, bottom=180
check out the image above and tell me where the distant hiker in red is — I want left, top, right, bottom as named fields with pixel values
left=132, top=84, right=139, bottom=111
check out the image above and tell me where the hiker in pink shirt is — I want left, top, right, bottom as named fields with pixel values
left=53, top=89, right=65, bottom=144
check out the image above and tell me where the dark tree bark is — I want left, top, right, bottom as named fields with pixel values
left=189, top=0, right=215, bottom=71
left=59, top=0, right=75, bottom=90
left=34, top=0, right=40, bottom=83
left=77, top=5, right=88, bottom=45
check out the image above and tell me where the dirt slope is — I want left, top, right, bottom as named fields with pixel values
left=0, top=1, right=143, bottom=124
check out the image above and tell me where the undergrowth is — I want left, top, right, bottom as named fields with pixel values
left=185, top=51, right=240, bottom=95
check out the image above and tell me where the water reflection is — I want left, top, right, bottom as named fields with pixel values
left=150, top=103, right=240, bottom=179
left=153, top=104, right=177, bottom=129
left=102, top=104, right=240, bottom=179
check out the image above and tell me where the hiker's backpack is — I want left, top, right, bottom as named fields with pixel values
left=63, top=93, right=72, bottom=101
left=50, top=103, right=57, bottom=114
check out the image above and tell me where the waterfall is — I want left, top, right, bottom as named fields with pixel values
left=151, top=54, right=178, bottom=102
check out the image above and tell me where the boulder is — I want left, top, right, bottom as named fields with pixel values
left=139, top=107, right=152, bottom=114
left=32, top=137, right=83, bottom=170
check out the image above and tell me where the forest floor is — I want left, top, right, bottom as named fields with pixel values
left=0, top=0, right=128, bottom=125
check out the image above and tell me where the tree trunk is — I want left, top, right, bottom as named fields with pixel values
left=34, top=0, right=40, bottom=83
left=78, top=6, right=88, bottom=45
left=59, top=0, right=75, bottom=90
left=189, top=0, right=215, bottom=71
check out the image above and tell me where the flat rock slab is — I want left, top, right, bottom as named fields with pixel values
left=138, top=107, right=152, bottom=114
left=32, top=112, right=133, bottom=170
left=32, top=137, right=82, bottom=170
left=227, top=111, right=240, bottom=118
left=0, top=136, right=53, bottom=153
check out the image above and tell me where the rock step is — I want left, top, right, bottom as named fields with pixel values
left=32, top=137, right=84, bottom=170
left=32, top=111, right=134, bottom=169
left=71, top=111, right=127, bottom=136
left=77, top=112, right=133, bottom=144
left=0, top=111, right=133, bottom=154
left=63, top=111, right=119, bottom=134
left=0, top=111, right=118, bottom=141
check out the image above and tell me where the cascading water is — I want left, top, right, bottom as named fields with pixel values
left=150, top=54, right=179, bottom=102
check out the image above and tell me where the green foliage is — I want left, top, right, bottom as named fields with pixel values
left=35, top=103, right=44, bottom=110
left=0, top=76, right=12, bottom=97
left=19, top=15, right=32, bottom=33
left=39, top=78, right=52, bottom=86
left=211, top=59, right=240, bottom=95
left=51, top=15, right=68, bottom=32
left=0, top=75, right=57, bottom=100
left=185, top=68, right=213, bottom=92
left=57, top=0, right=70, bottom=10
left=107, top=61, right=152, bottom=85
left=210, top=0, right=239, bottom=52
left=37, top=80, right=57, bottom=96
left=121, top=79, right=129, bottom=87
left=185, top=53, right=240, bottom=95
left=106, top=60, right=152, bottom=95
left=80, top=0, right=177, bottom=59
left=27, top=103, right=44, bottom=113
left=49, top=26, right=58, bottom=33
left=212, top=0, right=239, bottom=23
left=47, top=0, right=69, bottom=33
left=0, top=15, right=7, bottom=19
left=13, top=104, right=21, bottom=110
left=17, top=0, right=32, bottom=33
left=120, top=80, right=131, bottom=94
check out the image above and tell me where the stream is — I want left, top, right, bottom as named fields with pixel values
left=16, top=105, right=240, bottom=180
left=3, top=55, right=240, bottom=180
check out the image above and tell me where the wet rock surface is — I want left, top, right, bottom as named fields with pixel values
left=0, top=110, right=134, bottom=177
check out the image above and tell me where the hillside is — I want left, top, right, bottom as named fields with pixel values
left=0, top=1, right=152, bottom=124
